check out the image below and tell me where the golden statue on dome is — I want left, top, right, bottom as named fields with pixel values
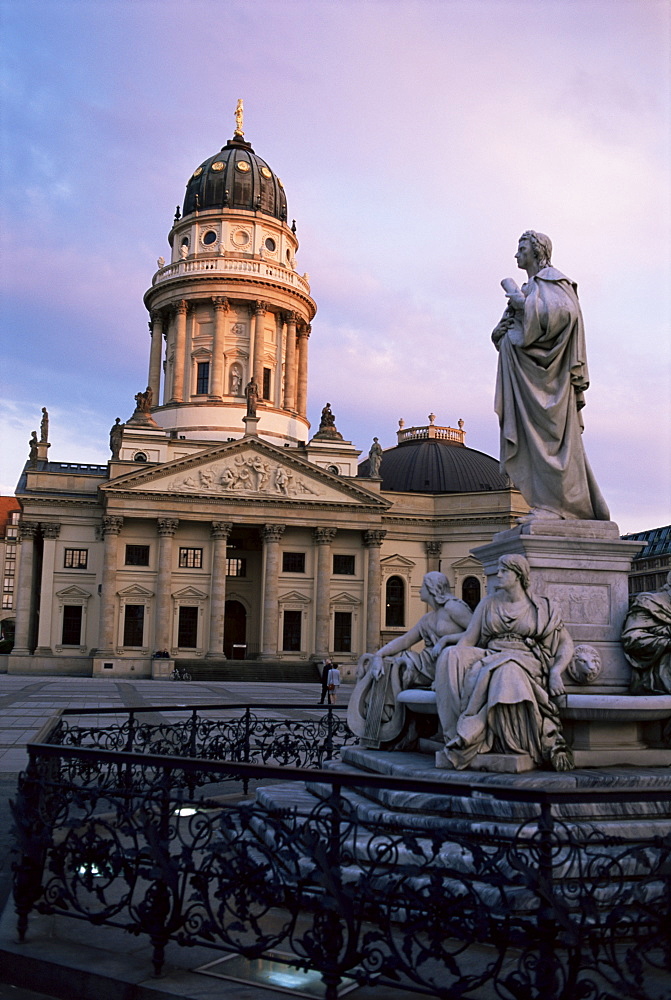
left=234, top=98, right=244, bottom=137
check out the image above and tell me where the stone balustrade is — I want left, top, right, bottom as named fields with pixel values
left=153, top=256, right=311, bottom=294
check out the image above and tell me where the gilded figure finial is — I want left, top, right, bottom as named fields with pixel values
left=234, top=98, right=244, bottom=137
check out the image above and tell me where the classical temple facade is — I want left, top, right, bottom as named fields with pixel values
left=9, top=118, right=526, bottom=679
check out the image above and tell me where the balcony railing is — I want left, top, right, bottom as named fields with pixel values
left=152, top=256, right=311, bottom=295
left=11, top=702, right=671, bottom=1000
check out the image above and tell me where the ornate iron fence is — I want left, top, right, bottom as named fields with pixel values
left=11, top=704, right=671, bottom=1000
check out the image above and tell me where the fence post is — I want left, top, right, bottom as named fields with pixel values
left=12, top=753, right=51, bottom=941
left=535, top=800, right=559, bottom=999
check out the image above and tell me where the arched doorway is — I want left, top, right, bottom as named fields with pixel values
left=224, top=600, right=247, bottom=659
left=462, top=576, right=481, bottom=612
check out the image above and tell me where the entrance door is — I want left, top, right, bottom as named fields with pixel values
left=224, top=600, right=247, bottom=659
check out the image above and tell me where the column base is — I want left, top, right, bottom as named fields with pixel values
left=204, top=652, right=227, bottom=660
left=33, top=646, right=53, bottom=656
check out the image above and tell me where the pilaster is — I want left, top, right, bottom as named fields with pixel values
left=363, top=529, right=387, bottom=652
left=260, top=524, right=285, bottom=659
left=154, top=518, right=179, bottom=653
left=206, top=520, right=233, bottom=658
left=313, top=526, right=337, bottom=658
left=11, top=522, right=39, bottom=657
left=97, top=515, right=124, bottom=655
left=34, top=522, right=61, bottom=654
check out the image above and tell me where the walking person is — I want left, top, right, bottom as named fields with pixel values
left=319, top=658, right=332, bottom=705
left=327, top=660, right=341, bottom=705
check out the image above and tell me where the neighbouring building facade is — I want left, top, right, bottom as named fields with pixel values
left=623, top=525, right=671, bottom=595
left=8, top=115, right=526, bottom=680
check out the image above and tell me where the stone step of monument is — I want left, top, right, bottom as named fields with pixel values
left=312, top=747, right=671, bottom=833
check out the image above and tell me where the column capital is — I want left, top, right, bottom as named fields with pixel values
left=157, top=518, right=179, bottom=537
left=175, top=299, right=189, bottom=315
left=424, top=540, right=442, bottom=558
left=101, top=515, right=124, bottom=536
left=150, top=309, right=166, bottom=327
left=314, top=527, right=337, bottom=545
left=212, top=296, right=229, bottom=312
left=286, top=310, right=299, bottom=325
left=262, top=524, right=286, bottom=543
left=41, top=522, right=61, bottom=540
left=19, top=522, right=39, bottom=541
left=298, top=324, right=311, bottom=339
left=363, top=529, right=386, bottom=548
left=254, top=300, right=267, bottom=315
left=211, top=521, right=233, bottom=539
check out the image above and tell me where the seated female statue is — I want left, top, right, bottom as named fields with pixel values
left=347, top=572, right=472, bottom=747
left=434, top=554, right=574, bottom=771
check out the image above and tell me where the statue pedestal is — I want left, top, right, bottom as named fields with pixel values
left=472, top=520, right=642, bottom=691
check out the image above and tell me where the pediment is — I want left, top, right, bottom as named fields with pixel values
left=118, top=584, right=154, bottom=598
left=451, top=555, right=483, bottom=571
left=381, top=554, right=416, bottom=570
left=330, top=592, right=360, bottom=606
left=103, top=438, right=390, bottom=509
left=280, top=591, right=311, bottom=605
left=172, top=586, right=208, bottom=599
left=55, top=585, right=92, bottom=600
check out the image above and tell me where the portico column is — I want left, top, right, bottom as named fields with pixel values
left=154, top=518, right=179, bottom=653
left=425, top=540, right=442, bottom=574
left=252, top=301, right=267, bottom=385
left=313, top=527, right=337, bottom=658
left=35, top=522, right=61, bottom=654
left=260, top=524, right=285, bottom=659
left=283, top=311, right=298, bottom=411
left=363, top=529, right=387, bottom=652
left=97, top=515, right=124, bottom=654
left=210, top=297, right=228, bottom=399
left=207, top=521, right=232, bottom=658
left=11, top=522, right=39, bottom=656
left=170, top=300, right=188, bottom=402
left=148, top=311, right=164, bottom=403
left=296, top=324, right=310, bottom=417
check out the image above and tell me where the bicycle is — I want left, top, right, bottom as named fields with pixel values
left=170, top=666, right=192, bottom=682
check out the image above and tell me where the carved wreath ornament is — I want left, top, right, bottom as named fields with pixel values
left=176, top=456, right=318, bottom=498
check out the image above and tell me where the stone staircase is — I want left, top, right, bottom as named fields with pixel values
left=176, top=658, right=322, bottom=683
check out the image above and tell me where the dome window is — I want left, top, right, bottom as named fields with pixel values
left=264, top=237, right=276, bottom=252
left=211, top=161, right=224, bottom=172
left=202, top=230, right=217, bottom=246
left=236, top=160, right=251, bottom=173
left=261, top=166, right=272, bottom=179
left=192, top=166, right=203, bottom=177
left=232, top=229, right=250, bottom=248
left=133, top=452, right=148, bottom=463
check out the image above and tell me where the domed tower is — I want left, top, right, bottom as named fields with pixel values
left=143, top=103, right=316, bottom=447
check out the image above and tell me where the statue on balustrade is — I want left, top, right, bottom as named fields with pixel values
left=434, top=554, right=574, bottom=771
left=368, top=437, right=383, bottom=478
left=347, top=572, right=472, bottom=747
left=492, top=230, right=610, bottom=523
left=622, top=572, right=671, bottom=696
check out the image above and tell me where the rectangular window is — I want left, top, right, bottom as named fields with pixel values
left=196, top=361, right=210, bottom=395
left=282, top=609, right=302, bottom=652
left=123, top=604, right=145, bottom=647
left=179, top=547, right=203, bottom=569
left=3, top=578, right=13, bottom=593
left=61, top=605, right=83, bottom=646
left=64, top=548, right=88, bottom=569
left=333, top=554, right=355, bottom=575
left=282, top=552, right=306, bottom=573
left=334, top=611, right=352, bottom=653
left=226, top=557, right=247, bottom=577
left=2, top=596, right=11, bottom=610
left=178, top=606, right=198, bottom=648
left=262, top=367, right=271, bottom=400
left=125, top=545, right=150, bottom=566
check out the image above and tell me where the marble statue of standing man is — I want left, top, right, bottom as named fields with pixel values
left=491, top=231, right=609, bottom=522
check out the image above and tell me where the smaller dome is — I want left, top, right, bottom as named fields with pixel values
left=182, top=135, right=287, bottom=221
left=358, top=419, right=507, bottom=493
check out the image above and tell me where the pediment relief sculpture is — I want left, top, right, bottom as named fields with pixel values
left=175, top=456, right=319, bottom=498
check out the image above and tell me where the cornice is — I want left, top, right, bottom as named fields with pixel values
left=144, top=274, right=316, bottom=316
left=101, top=490, right=387, bottom=515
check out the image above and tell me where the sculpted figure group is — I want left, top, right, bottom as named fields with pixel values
left=349, top=555, right=575, bottom=771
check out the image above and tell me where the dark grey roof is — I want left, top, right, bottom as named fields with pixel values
left=358, top=439, right=508, bottom=494
left=183, top=135, right=287, bottom=221
left=622, top=525, right=671, bottom=559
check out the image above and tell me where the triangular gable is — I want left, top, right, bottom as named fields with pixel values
left=380, top=554, right=416, bottom=570
left=118, top=584, right=154, bottom=598
left=330, top=592, right=360, bottom=606
left=172, top=586, right=209, bottom=600
left=103, top=437, right=390, bottom=509
left=279, top=590, right=312, bottom=605
left=451, top=555, right=483, bottom=571
left=55, top=585, right=92, bottom=599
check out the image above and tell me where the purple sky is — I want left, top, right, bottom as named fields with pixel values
left=1, top=0, right=669, bottom=533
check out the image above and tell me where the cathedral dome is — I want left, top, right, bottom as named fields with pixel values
left=182, top=134, right=287, bottom=221
left=358, top=418, right=508, bottom=494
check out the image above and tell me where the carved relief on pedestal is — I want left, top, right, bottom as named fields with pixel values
left=546, top=583, right=610, bottom=625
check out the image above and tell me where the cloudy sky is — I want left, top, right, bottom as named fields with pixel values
left=1, top=0, right=669, bottom=533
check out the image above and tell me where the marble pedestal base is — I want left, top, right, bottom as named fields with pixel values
left=435, top=748, right=535, bottom=773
